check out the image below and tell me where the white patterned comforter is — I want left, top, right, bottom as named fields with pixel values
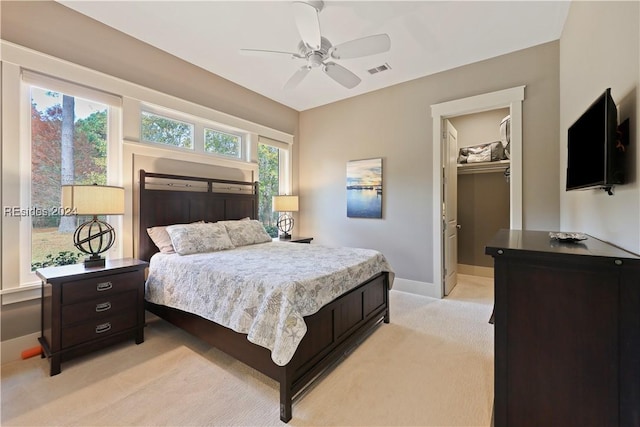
left=145, top=241, right=394, bottom=366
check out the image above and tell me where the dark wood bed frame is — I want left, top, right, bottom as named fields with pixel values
left=138, top=170, right=390, bottom=422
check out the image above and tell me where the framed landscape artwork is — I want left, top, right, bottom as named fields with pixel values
left=346, top=158, right=382, bottom=218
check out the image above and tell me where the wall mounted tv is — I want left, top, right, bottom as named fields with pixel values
left=566, top=88, right=626, bottom=194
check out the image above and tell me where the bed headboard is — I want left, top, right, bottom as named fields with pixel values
left=138, top=169, right=259, bottom=262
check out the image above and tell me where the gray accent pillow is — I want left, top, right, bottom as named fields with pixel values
left=166, top=222, right=235, bottom=255
left=223, top=220, right=272, bottom=247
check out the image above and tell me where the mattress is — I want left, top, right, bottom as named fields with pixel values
left=145, top=241, right=394, bottom=365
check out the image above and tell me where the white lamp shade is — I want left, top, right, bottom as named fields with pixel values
left=61, top=185, right=125, bottom=215
left=272, top=195, right=299, bottom=212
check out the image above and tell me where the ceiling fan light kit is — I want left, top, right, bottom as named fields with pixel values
left=241, top=0, right=390, bottom=90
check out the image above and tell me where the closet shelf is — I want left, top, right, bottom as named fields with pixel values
left=457, top=159, right=510, bottom=175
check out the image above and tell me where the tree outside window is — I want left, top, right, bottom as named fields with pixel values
left=258, top=143, right=280, bottom=237
left=30, top=87, right=108, bottom=269
left=205, top=128, right=241, bottom=158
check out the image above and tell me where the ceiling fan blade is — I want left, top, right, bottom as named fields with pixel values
left=292, top=1, right=323, bottom=50
left=330, top=34, right=391, bottom=60
left=323, top=62, right=361, bottom=89
left=240, top=48, right=303, bottom=59
left=284, top=66, right=311, bottom=90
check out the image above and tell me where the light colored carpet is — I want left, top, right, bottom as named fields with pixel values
left=1, top=274, right=494, bottom=426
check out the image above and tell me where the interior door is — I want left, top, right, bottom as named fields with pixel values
left=443, top=119, right=458, bottom=295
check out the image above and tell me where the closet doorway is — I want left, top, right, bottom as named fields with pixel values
left=431, top=86, right=524, bottom=298
left=449, top=109, right=510, bottom=280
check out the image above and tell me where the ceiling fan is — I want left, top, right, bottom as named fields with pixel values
left=240, top=0, right=391, bottom=90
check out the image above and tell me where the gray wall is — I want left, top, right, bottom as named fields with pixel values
left=450, top=109, right=510, bottom=148
left=457, top=173, right=510, bottom=268
left=559, top=1, right=640, bottom=254
left=298, top=41, right=560, bottom=286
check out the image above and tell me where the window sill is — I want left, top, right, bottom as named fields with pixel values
left=1, top=282, right=41, bottom=305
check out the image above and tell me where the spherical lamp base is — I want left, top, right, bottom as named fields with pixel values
left=277, top=213, right=295, bottom=240
left=73, top=216, right=116, bottom=268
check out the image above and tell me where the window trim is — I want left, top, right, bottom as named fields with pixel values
left=19, top=74, right=123, bottom=288
left=259, top=135, right=292, bottom=195
left=257, top=137, right=293, bottom=237
left=140, top=103, right=248, bottom=161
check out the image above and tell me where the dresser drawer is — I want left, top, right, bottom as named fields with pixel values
left=61, top=290, right=137, bottom=326
left=61, top=310, right=137, bottom=348
left=62, top=271, right=142, bottom=305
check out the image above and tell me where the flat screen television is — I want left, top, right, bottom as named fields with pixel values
left=566, top=88, right=624, bottom=192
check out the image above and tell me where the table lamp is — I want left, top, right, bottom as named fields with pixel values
left=61, top=184, right=125, bottom=267
left=272, top=195, right=299, bottom=240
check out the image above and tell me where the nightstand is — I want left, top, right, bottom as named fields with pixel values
left=274, top=236, right=314, bottom=244
left=36, top=258, right=148, bottom=376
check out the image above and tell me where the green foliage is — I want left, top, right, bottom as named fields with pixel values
left=205, top=129, right=240, bottom=157
left=258, top=144, right=280, bottom=228
left=76, top=110, right=107, bottom=157
left=31, top=251, right=81, bottom=270
left=264, top=224, right=279, bottom=238
left=141, top=111, right=193, bottom=148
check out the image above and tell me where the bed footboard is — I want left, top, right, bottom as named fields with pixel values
left=279, top=271, right=390, bottom=421
left=146, top=271, right=390, bottom=423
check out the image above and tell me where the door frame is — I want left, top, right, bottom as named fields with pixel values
left=431, top=86, right=525, bottom=298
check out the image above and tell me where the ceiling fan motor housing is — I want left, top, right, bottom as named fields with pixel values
left=298, top=36, right=332, bottom=68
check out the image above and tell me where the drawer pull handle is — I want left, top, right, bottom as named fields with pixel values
left=95, top=302, right=112, bottom=312
left=95, top=322, right=112, bottom=334
left=96, top=281, right=113, bottom=291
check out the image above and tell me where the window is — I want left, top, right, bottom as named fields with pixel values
left=8, top=70, right=123, bottom=287
left=257, top=137, right=291, bottom=238
left=141, top=111, right=193, bottom=149
left=30, top=87, right=111, bottom=270
left=204, top=128, right=242, bottom=159
left=139, top=106, right=246, bottom=160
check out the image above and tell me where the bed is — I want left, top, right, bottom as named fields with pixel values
left=138, top=170, right=392, bottom=422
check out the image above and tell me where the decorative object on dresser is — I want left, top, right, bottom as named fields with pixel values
left=36, top=258, right=148, bottom=376
left=272, top=194, right=299, bottom=239
left=138, top=170, right=391, bottom=423
left=61, top=184, right=125, bottom=267
left=486, top=229, right=640, bottom=427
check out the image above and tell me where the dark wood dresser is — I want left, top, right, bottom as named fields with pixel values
left=37, top=258, right=148, bottom=375
left=486, top=229, right=640, bottom=427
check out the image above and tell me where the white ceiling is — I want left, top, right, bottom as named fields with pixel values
left=59, top=1, right=570, bottom=112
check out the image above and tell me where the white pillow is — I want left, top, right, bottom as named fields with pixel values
left=147, top=226, right=176, bottom=254
left=166, top=222, right=234, bottom=255
left=223, top=220, right=272, bottom=247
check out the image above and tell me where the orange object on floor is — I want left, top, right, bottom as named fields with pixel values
left=21, top=346, right=42, bottom=359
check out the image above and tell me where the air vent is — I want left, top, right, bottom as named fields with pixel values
left=367, top=63, right=391, bottom=75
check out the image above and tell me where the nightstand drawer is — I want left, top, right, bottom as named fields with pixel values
left=62, top=271, right=142, bottom=305
left=61, top=310, right=137, bottom=348
left=61, top=291, right=137, bottom=326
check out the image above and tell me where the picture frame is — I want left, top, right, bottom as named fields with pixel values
left=346, top=158, right=382, bottom=218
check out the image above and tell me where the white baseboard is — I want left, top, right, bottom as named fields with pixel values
left=392, top=278, right=439, bottom=298
left=1, top=332, right=41, bottom=364
left=458, top=264, right=494, bottom=278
